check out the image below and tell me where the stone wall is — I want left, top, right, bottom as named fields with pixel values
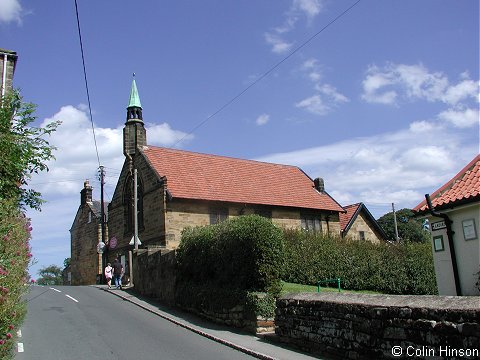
left=345, top=211, right=383, bottom=244
left=132, top=246, right=274, bottom=333
left=70, top=205, right=101, bottom=285
left=132, top=247, right=176, bottom=304
left=275, top=293, right=479, bottom=359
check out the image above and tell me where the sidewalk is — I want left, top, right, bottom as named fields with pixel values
left=97, top=285, right=320, bottom=360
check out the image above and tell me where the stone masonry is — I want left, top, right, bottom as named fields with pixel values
left=275, top=293, right=479, bottom=359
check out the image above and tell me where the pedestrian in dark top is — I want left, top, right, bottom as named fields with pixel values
left=113, top=258, right=123, bottom=289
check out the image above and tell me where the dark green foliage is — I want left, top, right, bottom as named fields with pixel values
left=377, top=208, right=430, bottom=243
left=177, top=215, right=284, bottom=295
left=0, top=91, right=60, bottom=210
left=176, top=215, right=284, bottom=317
left=282, top=229, right=437, bottom=295
left=36, top=265, right=63, bottom=286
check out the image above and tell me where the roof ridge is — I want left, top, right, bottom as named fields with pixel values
left=144, top=145, right=302, bottom=169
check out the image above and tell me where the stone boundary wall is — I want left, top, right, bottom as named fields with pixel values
left=132, top=247, right=177, bottom=305
left=275, top=293, right=479, bottom=359
left=132, top=247, right=273, bottom=334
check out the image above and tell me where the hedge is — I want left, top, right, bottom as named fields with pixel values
left=175, top=215, right=284, bottom=316
left=0, top=200, right=32, bottom=359
left=282, top=229, right=437, bottom=295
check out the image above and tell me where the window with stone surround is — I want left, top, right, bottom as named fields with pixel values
left=301, top=213, right=322, bottom=232
left=210, top=208, right=228, bottom=225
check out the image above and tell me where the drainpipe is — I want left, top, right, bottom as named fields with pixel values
left=425, top=194, right=461, bottom=295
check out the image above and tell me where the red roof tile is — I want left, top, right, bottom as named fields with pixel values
left=142, top=146, right=344, bottom=212
left=339, top=203, right=361, bottom=231
left=413, top=154, right=480, bottom=213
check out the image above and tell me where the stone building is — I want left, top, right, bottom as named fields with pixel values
left=0, top=48, right=18, bottom=98
left=340, top=202, right=387, bottom=243
left=107, top=79, right=345, bottom=263
left=70, top=180, right=108, bottom=285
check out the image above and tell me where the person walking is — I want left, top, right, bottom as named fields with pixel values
left=113, top=258, right=123, bottom=290
left=104, top=262, right=113, bottom=288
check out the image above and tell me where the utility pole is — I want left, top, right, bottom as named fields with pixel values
left=392, top=202, right=399, bottom=242
left=99, top=165, right=106, bottom=280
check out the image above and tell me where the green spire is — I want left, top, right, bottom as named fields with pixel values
left=128, top=74, right=142, bottom=108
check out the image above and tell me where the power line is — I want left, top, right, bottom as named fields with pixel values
left=74, top=0, right=101, bottom=168
left=173, top=0, right=362, bottom=148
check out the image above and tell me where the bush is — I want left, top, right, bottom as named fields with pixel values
left=177, top=215, right=284, bottom=295
left=0, top=200, right=32, bottom=359
left=176, top=215, right=284, bottom=317
left=282, top=229, right=437, bottom=295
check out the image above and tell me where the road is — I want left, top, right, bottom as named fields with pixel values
left=15, top=286, right=256, bottom=360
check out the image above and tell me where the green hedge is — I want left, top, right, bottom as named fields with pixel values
left=175, top=215, right=284, bottom=317
left=0, top=201, right=31, bottom=359
left=177, top=214, right=284, bottom=294
left=282, top=230, right=437, bottom=295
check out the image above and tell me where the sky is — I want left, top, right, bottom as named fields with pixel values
left=1, top=0, right=478, bottom=278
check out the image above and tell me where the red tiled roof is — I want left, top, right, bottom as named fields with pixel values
left=413, top=154, right=480, bottom=213
left=339, top=203, right=361, bottom=231
left=142, top=146, right=344, bottom=212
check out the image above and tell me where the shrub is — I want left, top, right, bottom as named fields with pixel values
left=282, top=229, right=437, bottom=295
left=176, top=215, right=284, bottom=317
left=0, top=200, right=32, bottom=359
left=177, top=215, right=284, bottom=295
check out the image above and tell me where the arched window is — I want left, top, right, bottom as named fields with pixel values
left=123, top=174, right=144, bottom=234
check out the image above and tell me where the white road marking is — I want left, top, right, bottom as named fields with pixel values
left=49, top=287, right=61, bottom=293
left=17, top=343, right=24, bottom=353
left=17, top=330, right=22, bottom=338
left=65, top=294, right=79, bottom=303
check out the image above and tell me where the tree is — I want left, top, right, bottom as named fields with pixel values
left=377, top=208, right=430, bottom=243
left=0, top=90, right=60, bottom=210
left=36, top=265, right=63, bottom=285
left=63, top=258, right=71, bottom=269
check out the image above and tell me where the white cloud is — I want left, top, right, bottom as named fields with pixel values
left=0, top=0, right=22, bottom=24
left=438, top=107, right=479, bottom=128
left=256, top=113, right=270, bottom=126
left=256, top=122, right=476, bottom=215
left=292, top=0, right=324, bottom=20
left=295, top=95, right=329, bottom=115
left=295, top=87, right=348, bottom=115
left=264, top=33, right=293, bottom=54
left=362, top=63, right=478, bottom=107
left=146, top=122, right=194, bottom=147
left=264, top=0, right=325, bottom=53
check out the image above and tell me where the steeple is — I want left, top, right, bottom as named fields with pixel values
left=123, top=74, right=147, bottom=157
left=126, top=73, right=143, bottom=121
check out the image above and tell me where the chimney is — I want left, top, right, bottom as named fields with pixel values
left=314, top=177, right=325, bottom=192
left=80, top=180, right=93, bottom=205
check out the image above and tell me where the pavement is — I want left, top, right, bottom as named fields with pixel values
left=97, top=285, right=320, bottom=360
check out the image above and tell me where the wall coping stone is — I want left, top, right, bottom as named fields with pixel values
left=278, top=293, right=480, bottom=311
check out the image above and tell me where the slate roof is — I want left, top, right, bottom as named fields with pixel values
left=142, top=146, right=344, bottom=212
left=413, top=154, right=480, bottom=214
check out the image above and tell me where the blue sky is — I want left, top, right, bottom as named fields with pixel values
left=1, top=0, right=478, bottom=278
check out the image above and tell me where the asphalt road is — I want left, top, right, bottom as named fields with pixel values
left=16, top=285, right=256, bottom=360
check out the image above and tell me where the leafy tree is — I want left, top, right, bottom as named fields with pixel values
left=377, top=208, right=430, bottom=243
left=63, top=258, right=71, bottom=269
left=36, top=265, right=63, bottom=285
left=0, top=90, right=60, bottom=210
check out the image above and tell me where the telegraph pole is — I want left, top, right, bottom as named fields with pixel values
left=99, top=165, right=106, bottom=281
left=392, top=202, right=400, bottom=242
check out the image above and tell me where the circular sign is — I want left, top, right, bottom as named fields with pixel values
left=109, top=236, right=118, bottom=249
left=97, top=242, right=105, bottom=254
